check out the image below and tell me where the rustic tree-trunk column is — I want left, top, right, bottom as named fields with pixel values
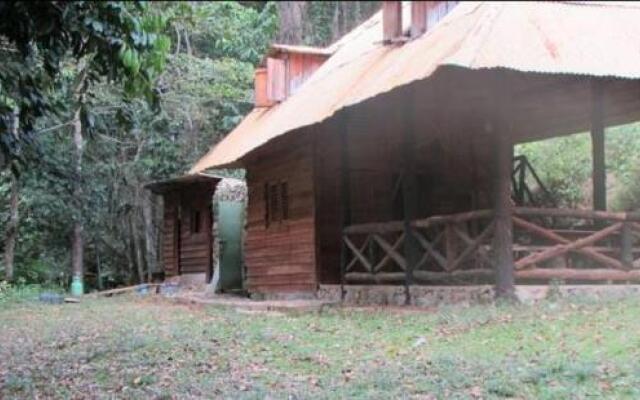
left=491, top=84, right=516, bottom=299
left=339, top=111, right=352, bottom=300
left=621, top=221, right=633, bottom=267
left=591, top=80, right=606, bottom=212
left=402, top=88, right=419, bottom=305
left=493, top=132, right=515, bottom=299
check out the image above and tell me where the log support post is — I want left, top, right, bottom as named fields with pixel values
left=621, top=221, right=633, bottom=267
left=402, top=91, right=420, bottom=305
left=591, top=80, right=606, bottom=212
left=339, top=111, right=352, bottom=301
left=490, top=74, right=516, bottom=301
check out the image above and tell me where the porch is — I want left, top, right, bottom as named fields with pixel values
left=342, top=208, right=640, bottom=289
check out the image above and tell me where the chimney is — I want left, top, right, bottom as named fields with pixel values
left=382, top=1, right=403, bottom=43
left=411, top=2, right=428, bottom=38
left=254, top=68, right=271, bottom=107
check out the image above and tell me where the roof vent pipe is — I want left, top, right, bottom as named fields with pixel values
left=382, top=1, right=403, bottom=43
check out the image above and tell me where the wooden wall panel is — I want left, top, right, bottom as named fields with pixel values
left=288, top=53, right=327, bottom=96
left=244, top=132, right=317, bottom=293
left=178, top=186, right=214, bottom=278
left=162, top=194, right=179, bottom=277
left=313, top=88, right=495, bottom=284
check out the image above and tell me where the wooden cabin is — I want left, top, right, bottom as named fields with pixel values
left=147, top=174, right=220, bottom=284
left=189, top=2, right=640, bottom=300
left=147, top=174, right=247, bottom=291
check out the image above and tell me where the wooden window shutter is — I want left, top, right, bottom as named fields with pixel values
left=267, top=57, right=286, bottom=102
left=281, top=181, right=289, bottom=220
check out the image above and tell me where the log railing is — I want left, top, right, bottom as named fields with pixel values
left=343, top=207, right=640, bottom=285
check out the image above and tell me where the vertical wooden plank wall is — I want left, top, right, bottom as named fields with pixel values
left=162, top=193, right=179, bottom=277
left=178, top=187, right=214, bottom=279
left=244, top=132, right=317, bottom=293
left=313, top=86, right=496, bottom=284
left=287, top=53, right=327, bottom=96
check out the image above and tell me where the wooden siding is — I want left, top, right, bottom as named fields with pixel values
left=162, top=193, right=179, bottom=276
left=159, top=184, right=215, bottom=279
left=178, top=187, right=214, bottom=278
left=314, top=87, right=495, bottom=284
left=244, top=132, right=316, bottom=293
left=287, top=53, right=327, bottom=96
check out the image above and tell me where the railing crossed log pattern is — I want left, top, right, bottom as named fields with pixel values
left=343, top=208, right=640, bottom=285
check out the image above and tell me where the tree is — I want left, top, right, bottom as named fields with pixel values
left=0, top=2, right=170, bottom=290
left=0, top=1, right=170, bottom=169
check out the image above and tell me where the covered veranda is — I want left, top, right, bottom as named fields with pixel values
left=324, top=66, right=640, bottom=302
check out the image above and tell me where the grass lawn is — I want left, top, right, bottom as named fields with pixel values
left=1, top=293, right=639, bottom=399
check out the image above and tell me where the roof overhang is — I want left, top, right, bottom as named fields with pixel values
left=190, top=1, right=640, bottom=173
left=145, top=173, right=222, bottom=194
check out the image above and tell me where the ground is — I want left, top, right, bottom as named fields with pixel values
left=1, top=293, right=639, bottom=399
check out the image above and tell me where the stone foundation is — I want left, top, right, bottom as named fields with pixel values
left=318, top=284, right=640, bottom=307
left=178, top=273, right=208, bottom=288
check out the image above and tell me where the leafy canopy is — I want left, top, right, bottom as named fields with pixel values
left=0, top=1, right=170, bottom=168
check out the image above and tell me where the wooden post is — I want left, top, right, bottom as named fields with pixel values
left=621, top=221, right=633, bottom=267
left=591, top=80, right=606, bottom=212
left=402, top=89, right=420, bottom=305
left=445, top=223, right=456, bottom=270
left=339, top=111, right=352, bottom=300
left=490, top=76, right=516, bottom=300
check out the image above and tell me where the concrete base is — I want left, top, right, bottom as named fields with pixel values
left=252, top=291, right=319, bottom=301
left=178, top=273, right=206, bottom=284
left=172, top=292, right=335, bottom=314
left=318, top=284, right=640, bottom=307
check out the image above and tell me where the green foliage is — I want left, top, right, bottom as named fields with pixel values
left=0, top=1, right=171, bottom=167
left=0, top=280, right=63, bottom=304
left=517, top=133, right=592, bottom=208
left=0, top=1, right=275, bottom=288
left=188, top=2, right=277, bottom=64
left=517, top=123, right=640, bottom=211
left=303, top=2, right=380, bottom=46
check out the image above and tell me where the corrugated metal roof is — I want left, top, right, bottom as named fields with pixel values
left=145, top=173, right=222, bottom=194
left=191, top=1, right=640, bottom=173
left=268, top=44, right=334, bottom=57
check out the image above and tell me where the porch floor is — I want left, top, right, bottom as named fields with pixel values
left=171, top=291, right=337, bottom=314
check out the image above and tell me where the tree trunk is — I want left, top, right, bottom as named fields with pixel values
left=129, top=211, right=145, bottom=284
left=142, top=189, right=157, bottom=282
left=3, top=173, right=18, bottom=282
left=124, top=218, right=136, bottom=285
left=3, top=110, right=19, bottom=282
left=276, top=2, right=307, bottom=44
left=491, top=76, right=516, bottom=301
left=71, top=107, right=84, bottom=286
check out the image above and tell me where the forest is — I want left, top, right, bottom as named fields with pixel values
left=0, top=1, right=380, bottom=290
left=1, top=0, right=640, bottom=292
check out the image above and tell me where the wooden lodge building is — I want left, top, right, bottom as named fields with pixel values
left=184, top=2, right=640, bottom=300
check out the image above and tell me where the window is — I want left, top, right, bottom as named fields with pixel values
left=281, top=182, right=289, bottom=220
left=270, top=184, right=279, bottom=221
left=191, top=210, right=202, bottom=234
left=265, top=181, right=289, bottom=227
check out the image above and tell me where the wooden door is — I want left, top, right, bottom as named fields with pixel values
left=178, top=191, right=213, bottom=281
